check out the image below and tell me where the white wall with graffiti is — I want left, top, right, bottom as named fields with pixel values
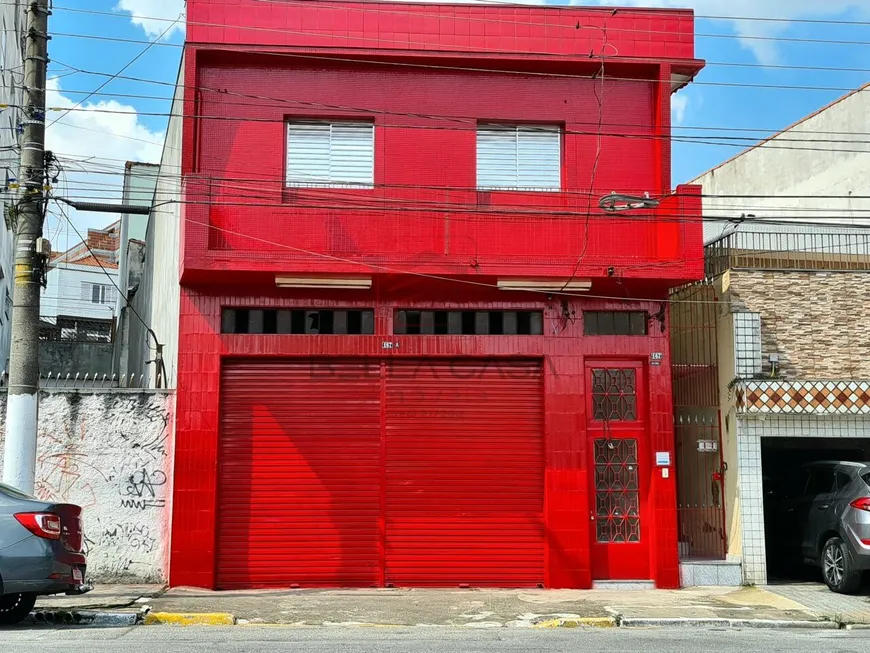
left=0, top=390, right=174, bottom=583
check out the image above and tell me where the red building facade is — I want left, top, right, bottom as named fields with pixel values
left=172, top=0, right=705, bottom=589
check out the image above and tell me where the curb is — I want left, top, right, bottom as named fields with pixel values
left=620, top=617, right=840, bottom=630
left=144, top=612, right=236, bottom=626
left=26, top=610, right=139, bottom=627
left=535, top=617, right=617, bottom=629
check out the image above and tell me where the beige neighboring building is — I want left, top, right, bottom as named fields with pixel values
left=672, top=84, right=870, bottom=586
left=679, top=241, right=870, bottom=586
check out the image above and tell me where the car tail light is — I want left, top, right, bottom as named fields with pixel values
left=850, top=497, right=870, bottom=512
left=15, top=512, right=62, bottom=540
left=50, top=504, right=84, bottom=552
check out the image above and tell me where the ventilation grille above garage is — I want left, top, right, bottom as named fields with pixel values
left=394, top=310, right=543, bottom=335
left=221, top=309, right=375, bottom=334
left=583, top=311, right=648, bottom=336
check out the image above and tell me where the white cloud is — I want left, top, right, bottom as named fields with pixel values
left=115, top=0, right=186, bottom=39
left=587, top=1, right=870, bottom=64
left=45, top=78, right=164, bottom=248
left=671, top=93, right=689, bottom=124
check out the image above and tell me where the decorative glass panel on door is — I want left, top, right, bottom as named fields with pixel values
left=591, top=368, right=637, bottom=421
left=594, top=438, right=640, bottom=543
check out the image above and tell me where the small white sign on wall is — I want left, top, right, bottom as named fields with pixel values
left=655, top=451, right=671, bottom=467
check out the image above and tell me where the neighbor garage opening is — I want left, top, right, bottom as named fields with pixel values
left=761, top=437, right=870, bottom=582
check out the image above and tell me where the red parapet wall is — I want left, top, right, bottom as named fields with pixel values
left=187, top=0, right=697, bottom=62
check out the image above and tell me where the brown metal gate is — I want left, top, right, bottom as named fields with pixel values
left=670, top=283, right=727, bottom=560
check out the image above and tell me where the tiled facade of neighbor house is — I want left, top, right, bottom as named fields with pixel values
left=728, top=271, right=870, bottom=379
left=717, top=264, right=870, bottom=585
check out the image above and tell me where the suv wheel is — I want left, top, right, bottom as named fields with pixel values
left=0, top=592, right=36, bottom=626
left=821, top=537, right=863, bottom=594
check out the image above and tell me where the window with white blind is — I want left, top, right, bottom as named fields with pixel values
left=81, top=282, right=115, bottom=305
left=286, top=121, right=375, bottom=187
left=477, top=124, right=561, bottom=191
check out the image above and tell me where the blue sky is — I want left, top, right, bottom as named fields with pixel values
left=43, top=0, right=870, bottom=239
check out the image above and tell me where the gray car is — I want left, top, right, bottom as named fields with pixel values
left=0, top=482, right=89, bottom=625
left=765, top=461, right=870, bottom=593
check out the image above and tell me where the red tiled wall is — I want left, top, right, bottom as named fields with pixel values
left=170, top=285, right=680, bottom=589
left=180, top=54, right=702, bottom=281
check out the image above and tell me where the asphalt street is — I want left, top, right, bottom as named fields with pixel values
left=1, top=626, right=869, bottom=652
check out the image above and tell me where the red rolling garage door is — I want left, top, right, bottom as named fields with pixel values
left=385, top=360, right=545, bottom=587
left=217, top=358, right=544, bottom=588
left=216, top=360, right=382, bottom=589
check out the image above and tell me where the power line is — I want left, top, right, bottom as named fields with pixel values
left=52, top=197, right=160, bottom=358
left=40, top=84, right=870, bottom=150
left=42, top=160, right=870, bottom=204
left=38, top=29, right=870, bottom=96
left=45, top=1, right=870, bottom=48
left=47, top=186, right=870, bottom=228
left=46, top=13, right=184, bottom=129
left=33, top=0, right=870, bottom=81
left=31, top=101, right=870, bottom=156
left=53, top=62, right=870, bottom=139
left=170, top=211, right=870, bottom=308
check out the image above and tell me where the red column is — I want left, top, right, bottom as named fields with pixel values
left=650, top=306, right=680, bottom=588
left=169, top=289, right=223, bottom=588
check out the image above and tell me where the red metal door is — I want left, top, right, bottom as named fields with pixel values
left=384, top=360, right=545, bottom=587
left=216, top=360, right=382, bottom=589
left=587, top=363, right=652, bottom=581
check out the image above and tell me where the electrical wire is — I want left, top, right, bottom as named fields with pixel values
left=52, top=62, right=870, bottom=140
left=41, top=161, right=870, bottom=205
left=165, top=210, right=870, bottom=308
left=41, top=0, right=870, bottom=48
left=40, top=83, right=870, bottom=151
left=30, top=100, right=870, bottom=156
left=47, top=187, right=870, bottom=231
left=28, top=0, right=870, bottom=91
left=34, top=188, right=870, bottom=307
left=46, top=12, right=184, bottom=130
left=45, top=0, right=870, bottom=31
left=33, top=31, right=870, bottom=97
left=52, top=192, right=165, bottom=384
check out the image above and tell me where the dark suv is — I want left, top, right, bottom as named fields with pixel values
left=764, top=461, right=870, bottom=593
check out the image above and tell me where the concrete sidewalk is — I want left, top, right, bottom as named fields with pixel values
left=143, top=585, right=868, bottom=628
left=29, top=584, right=870, bottom=629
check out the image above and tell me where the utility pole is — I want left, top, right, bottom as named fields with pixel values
left=3, top=0, right=51, bottom=493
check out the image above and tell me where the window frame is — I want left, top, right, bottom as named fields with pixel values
left=584, top=311, right=649, bottom=336
left=476, top=123, right=563, bottom=192
left=90, top=283, right=110, bottom=305
left=285, top=120, right=375, bottom=189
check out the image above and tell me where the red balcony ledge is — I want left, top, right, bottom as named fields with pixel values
left=179, top=180, right=703, bottom=291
